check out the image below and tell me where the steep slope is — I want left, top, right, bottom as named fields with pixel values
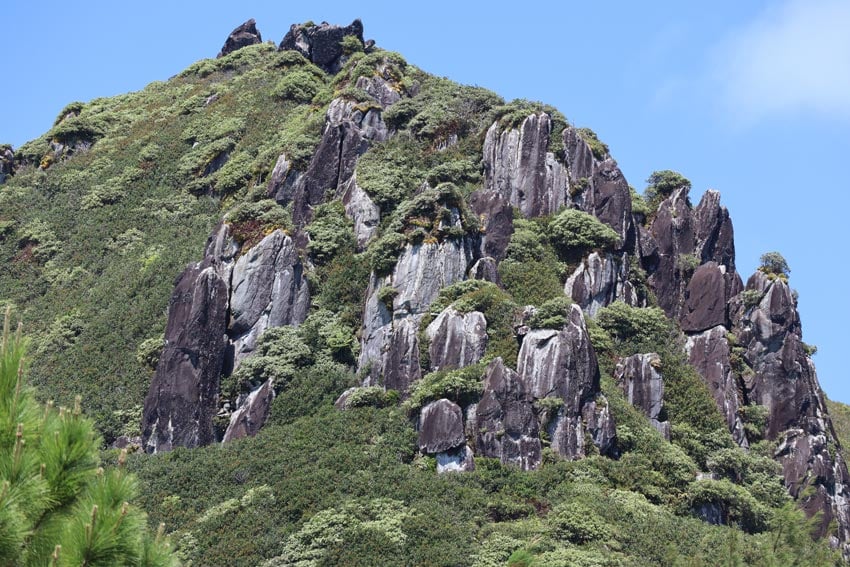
left=1, top=18, right=847, bottom=565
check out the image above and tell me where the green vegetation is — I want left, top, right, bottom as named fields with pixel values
left=548, top=208, right=619, bottom=260
left=644, top=169, right=692, bottom=212
left=759, top=251, right=791, bottom=279
left=0, top=316, right=176, bottom=566
left=575, top=127, right=609, bottom=160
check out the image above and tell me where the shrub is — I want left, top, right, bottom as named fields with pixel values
left=356, top=137, right=427, bottom=211
left=741, top=289, right=764, bottom=309
left=404, top=362, right=486, bottom=411
left=676, top=253, right=699, bottom=274
left=550, top=503, right=609, bottom=543
left=684, top=479, right=769, bottom=533
left=758, top=251, right=790, bottom=278
left=645, top=170, right=691, bottom=197
left=548, top=208, right=619, bottom=259
left=595, top=303, right=672, bottom=353
left=369, top=232, right=406, bottom=276
left=340, top=35, right=364, bottom=55
left=528, top=296, right=573, bottom=329
left=305, top=201, right=354, bottom=265
left=273, top=69, right=323, bottom=102
left=136, top=335, right=164, bottom=371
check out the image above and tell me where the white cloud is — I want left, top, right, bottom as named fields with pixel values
left=712, top=0, right=850, bottom=121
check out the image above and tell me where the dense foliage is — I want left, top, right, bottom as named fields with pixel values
left=0, top=314, right=176, bottom=566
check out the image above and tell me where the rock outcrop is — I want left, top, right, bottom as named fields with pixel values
left=222, top=379, right=275, bottom=442
left=424, top=307, right=487, bottom=371
left=685, top=326, right=748, bottom=446
left=565, top=252, right=638, bottom=316
left=517, top=305, right=616, bottom=459
left=358, top=235, right=478, bottom=393
left=217, top=19, right=263, bottom=58
left=473, top=358, right=541, bottom=470
left=730, top=271, right=850, bottom=540
left=279, top=19, right=365, bottom=73
left=482, top=113, right=569, bottom=219
left=615, top=353, right=670, bottom=439
left=142, top=224, right=310, bottom=451
left=141, top=227, right=236, bottom=452
left=228, top=230, right=310, bottom=364
left=563, top=127, right=632, bottom=243
left=0, top=146, right=13, bottom=184
left=467, top=189, right=513, bottom=261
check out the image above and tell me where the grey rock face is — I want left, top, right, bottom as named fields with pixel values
left=279, top=98, right=386, bottom=228
left=473, top=358, right=541, bottom=470
left=217, top=19, right=263, bottom=58
left=266, top=154, right=300, bottom=204
left=355, top=75, right=401, bottom=108
left=647, top=187, right=694, bottom=320
left=563, top=127, right=632, bottom=243
left=685, top=326, right=748, bottom=446
left=482, top=113, right=569, bottom=219
left=141, top=257, right=230, bottom=453
left=425, top=307, right=487, bottom=372
left=615, top=354, right=670, bottom=439
left=418, top=399, right=465, bottom=454
left=436, top=445, right=475, bottom=473
left=516, top=305, right=615, bottom=459
left=0, top=146, right=13, bottom=184
left=339, top=175, right=380, bottom=249
left=565, top=252, right=637, bottom=316
left=468, top=189, right=513, bottom=261
left=279, top=19, right=364, bottom=73
left=731, top=271, right=850, bottom=540
left=693, top=190, right=736, bottom=271
left=468, top=257, right=501, bottom=284
left=222, top=379, right=275, bottom=442
left=681, top=262, right=732, bottom=333
left=229, top=230, right=310, bottom=363
left=358, top=237, right=477, bottom=392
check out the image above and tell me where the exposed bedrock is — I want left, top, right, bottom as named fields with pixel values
left=141, top=225, right=237, bottom=453
left=424, top=307, right=487, bottom=372
left=564, top=252, right=637, bottom=316
left=228, top=230, right=310, bottom=364
left=615, top=353, right=670, bottom=439
left=279, top=19, right=365, bottom=73
left=685, top=326, right=748, bottom=447
left=473, top=358, right=541, bottom=470
left=357, top=237, right=478, bottom=393
left=217, top=19, right=263, bottom=58
left=517, top=305, right=616, bottom=459
left=482, top=113, right=568, bottom=219
left=731, top=271, right=850, bottom=541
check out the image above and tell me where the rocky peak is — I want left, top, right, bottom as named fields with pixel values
left=279, top=19, right=365, bottom=73
left=217, top=19, right=263, bottom=58
left=0, top=145, right=13, bottom=184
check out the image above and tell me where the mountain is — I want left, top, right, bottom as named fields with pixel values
left=1, top=18, right=847, bottom=565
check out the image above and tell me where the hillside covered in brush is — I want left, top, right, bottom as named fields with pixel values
left=1, top=18, right=849, bottom=566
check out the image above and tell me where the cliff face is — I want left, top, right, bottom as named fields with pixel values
left=3, top=17, right=847, bottom=560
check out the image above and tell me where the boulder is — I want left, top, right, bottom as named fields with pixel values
left=615, top=353, right=669, bottom=439
left=473, top=358, right=541, bottom=470
left=482, top=113, right=569, bottom=219
left=418, top=399, right=465, bottom=454
left=468, top=257, right=501, bottom=284
left=436, top=445, right=475, bottom=473
left=425, top=307, right=487, bottom=371
left=222, top=379, right=275, bottom=442
left=217, top=19, right=263, bottom=58
left=279, top=19, right=365, bottom=73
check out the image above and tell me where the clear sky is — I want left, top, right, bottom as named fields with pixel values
left=3, top=1, right=850, bottom=401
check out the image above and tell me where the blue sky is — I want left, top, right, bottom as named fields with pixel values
left=3, top=1, right=850, bottom=401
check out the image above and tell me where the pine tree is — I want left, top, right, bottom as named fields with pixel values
left=0, top=308, right=177, bottom=566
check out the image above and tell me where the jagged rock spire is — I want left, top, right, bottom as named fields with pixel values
left=217, top=19, right=263, bottom=58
